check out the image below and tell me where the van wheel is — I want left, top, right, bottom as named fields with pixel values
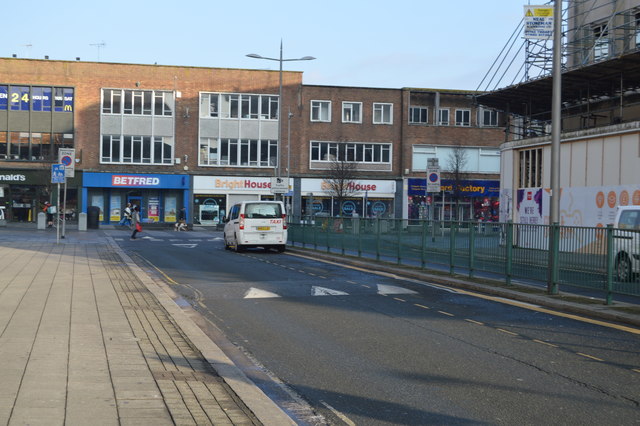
left=234, top=236, right=244, bottom=252
left=276, top=245, right=286, bottom=253
left=616, top=254, right=633, bottom=282
left=223, top=233, right=231, bottom=250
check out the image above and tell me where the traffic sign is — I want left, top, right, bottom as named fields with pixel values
left=427, top=167, right=441, bottom=192
left=51, top=164, right=66, bottom=184
left=58, top=148, right=75, bottom=178
left=271, top=177, right=290, bottom=194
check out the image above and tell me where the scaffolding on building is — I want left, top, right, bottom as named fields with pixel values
left=476, top=0, right=640, bottom=141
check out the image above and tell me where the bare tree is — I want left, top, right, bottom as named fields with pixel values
left=323, top=143, right=359, bottom=217
left=446, top=143, right=469, bottom=220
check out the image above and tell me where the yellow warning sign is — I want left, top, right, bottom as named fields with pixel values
left=524, top=5, right=554, bottom=40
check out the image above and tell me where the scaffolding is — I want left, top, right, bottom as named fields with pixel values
left=476, top=0, right=640, bottom=141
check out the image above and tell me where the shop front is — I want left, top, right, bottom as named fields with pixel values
left=82, top=172, right=190, bottom=224
left=0, top=169, right=80, bottom=222
left=407, top=178, right=500, bottom=222
left=193, top=176, right=276, bottom=226
left=300, top=179, right=397, bottom=220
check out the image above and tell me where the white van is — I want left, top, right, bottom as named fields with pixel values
left=613, top=206, right=640, bottom=282
left=223, top=201, right=287, bottom=252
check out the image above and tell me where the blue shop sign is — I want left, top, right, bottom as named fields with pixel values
left=83, top=172, right=190, bottom=189
left=408, top=178, right=499, bottom=197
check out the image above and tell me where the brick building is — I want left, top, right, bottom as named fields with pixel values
left=0, top=57, right=505, bottom=225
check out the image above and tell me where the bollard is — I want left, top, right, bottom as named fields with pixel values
left=78, top=212, right=87, bottom=231
left=37, top=211, right=46, bottom=230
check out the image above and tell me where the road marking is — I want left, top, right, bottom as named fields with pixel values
left=377, top=284, right=418, bottom=295
left=286, top=252, right=640, bottom=335
left=414, top=304, right=430, bottom=310
left=244, top=288, right=280, bottom=299
left=497, top=328, right=519, bottom=336
left=171, top=243, right=197, bottom=248
left=577, top=352, right=604, bottom=362
left=533, top=339, right=558, bottom=348
left=312, top=286, right=348, bottom=296
left=320, top=401, right=356, bottom=426
left=347, top=280, right=358, bottom=284
left=633, top=369, right=640, bottom=374
left=438, top=310, right=455, bottom=317
left=465, top=319, right=484, bottom=326
left=393, top=297, right=406, bottom=303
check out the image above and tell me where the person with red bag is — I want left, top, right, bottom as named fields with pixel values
left=130, top=205, right=142, bottom=240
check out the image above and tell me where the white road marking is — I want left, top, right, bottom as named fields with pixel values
left=377, top=284, right=418, bottom=295
left=172, top=243, right=198, bottom=248
left=312, top=286, right=349, bottom=296
left=320, top=401, right=356, bottom=426
left=244, top=288, right=281, bottom=299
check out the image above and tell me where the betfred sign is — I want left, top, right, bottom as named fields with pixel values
left=112, top=175, right=161, bottom=186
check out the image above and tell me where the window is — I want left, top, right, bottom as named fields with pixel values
left=593, top=24, right=609, bottom=61
left=635, top=12, right=640, bottom=48
left=373, top=103, right=393, bottom=124
left=10, top=86, right=29, bottom=111
left=198, top=137, right=277, bottom=167
left=31, top=87, right=52, bottom=112
left=479, top=108, right=498, bottom=127
left=455, top=109, right=471, bottom=126
left=342, top=102, right=362, bottom=123
left=201, top=93, right=278, bottom=120
left=437, top=108, right=450, bottom=126
left=519, top=148, right=543, bottom=188
left=310, top=141, right=391, bottom=164
left=412, top=145, right=499, bottom=173
left=409, top=106, right=428, bottom=124
left=102, top=89, right=171, bottom=116
left=311, top=100, right=331, bottom=122
left=101, top=134, right=173, bottom=165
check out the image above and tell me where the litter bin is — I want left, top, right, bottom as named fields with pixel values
left=87, top=206, right=100, bottom=229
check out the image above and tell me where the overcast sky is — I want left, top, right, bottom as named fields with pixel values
left=3, top=0, right=525, bottom=90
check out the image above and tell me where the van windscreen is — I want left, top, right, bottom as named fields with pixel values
left=245, top=203, right=282, bottom=219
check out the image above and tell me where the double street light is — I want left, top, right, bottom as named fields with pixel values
left=246, top=42, right=315, bottom=181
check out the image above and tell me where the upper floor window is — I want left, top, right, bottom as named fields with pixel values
left=437, top=108, right=450, bottom=126
left=409, top=106, right=428, bottom=124
left=373, top=103, right=393, bottom=124
left=311, top=100, right=331, bottom=122
left=342, top=102, right=362, bottom=123
left=479, top=108, right=498, bottom=127
left=455, top=109, right=471, bottom=126
left=102, top=89, right=173, bottom=116
left=519, top=147, right=543, bottom=188
left=311, top=141, right=391, bottom=163
left=593, top=24, right=609, bottom=61
left=200, top=93, right=278, bottom=120
left=0, top=85, right=73, bottom=113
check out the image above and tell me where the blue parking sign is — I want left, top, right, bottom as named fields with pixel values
left=51, top=164, right=66, bottom=183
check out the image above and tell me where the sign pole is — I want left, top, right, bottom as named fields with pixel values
left=56, top=182, right=61, bottom=244
left=62, top=178, right=67, bottom=239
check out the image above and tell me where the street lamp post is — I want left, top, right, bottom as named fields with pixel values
left=246, top=42, right=315, bottom=181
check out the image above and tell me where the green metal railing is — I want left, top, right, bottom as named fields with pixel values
left=288, top=218, right=640, bottom=304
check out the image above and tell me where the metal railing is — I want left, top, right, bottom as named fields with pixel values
left=288, top=218, right=640, bottom=304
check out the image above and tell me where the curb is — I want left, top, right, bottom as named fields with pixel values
left=107, top=237, right=296, bottom=426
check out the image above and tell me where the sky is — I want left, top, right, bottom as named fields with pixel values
left=3, top=1, right=526, bottom=91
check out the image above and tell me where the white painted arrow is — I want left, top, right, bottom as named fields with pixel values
left=244, top=288, right=281, bottom=299
left=172, top=244, right=198, bottom=248
left=377, top=284, right=418, bottom=295
left=312, top=286, right=349, bottom=296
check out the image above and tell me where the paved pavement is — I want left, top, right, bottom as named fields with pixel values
left=0, top=223, right=295, bottom=426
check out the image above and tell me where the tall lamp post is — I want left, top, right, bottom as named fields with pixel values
left=246, top=42, right=315, bottom=180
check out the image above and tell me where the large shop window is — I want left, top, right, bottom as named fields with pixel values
left=199, top=137, right=277, bottom=167
left=101, top=135, right=173, bottom=165
left=0, top=131, right=72, bottom=161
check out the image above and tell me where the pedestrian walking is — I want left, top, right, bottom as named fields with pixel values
left=174, top=206, right=187, bottom=231
left=130, top=205, right=142, bottom=240
left=43, top=201, right=55, bottom=228
left=119, top=203, right=133, bottom=228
